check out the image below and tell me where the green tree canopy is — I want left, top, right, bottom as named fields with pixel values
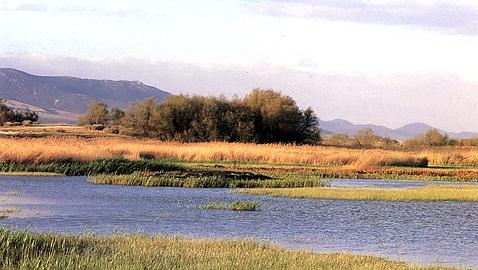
left=87, top=89, right=322, bottom=144
left=78, top=101, right=110, bottom=126
left=0, top=98, right=39, bottom=125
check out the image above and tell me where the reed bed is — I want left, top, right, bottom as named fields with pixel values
left=89, top=173, right=328, bottom=188
left=0, top=137, right=430, bottom=167
left=203, top=201, right=260, bottom=211
left=0, top=158, right=182, bottom=176
left=241, top=185, right=478, bottom=202
left=215, top=164, right=478, bottom=182
left=0, top=229, right=453, bottom=270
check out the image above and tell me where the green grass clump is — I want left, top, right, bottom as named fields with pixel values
left=0, top=158, right=183, bottom=176
left=241, top=185, right=478, bottom=202
left=89, top=173, right=328, bottom=188
left=0, top=208, right=22, bottom=219
left=0, top=229, right=453, bottom=270
left=229, top=201, right=260, bottom=211
left=203, top=201, right=260, bottom=211
left=202, top=202, right=228, bottom=210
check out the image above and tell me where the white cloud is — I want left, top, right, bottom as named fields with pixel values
left=243, top=0, right=478, bottom=35
left=2, top=1, right=478, bottom=131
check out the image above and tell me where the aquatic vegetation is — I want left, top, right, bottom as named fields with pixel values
left=0, top=229, right=453, bottom=270
left=202, top=202, right=228, bottom=210
left=89, top=172, right=327, bottom=188
left=241, top=185, right=478, bottom=202
left=6, top=190, right=22, bottom=196
left=4, top=137, right=478, bottom=181
left=203, top=201, right=260, bottom=211
left=223, top=164, right=478, bottom=182
left=0, top=172, right=63, bottom=176
left=0, top=208, right=21, bottom=219
left=229, top=201, right=260, bottom=211
left=0, top=158, right=182, bottom=176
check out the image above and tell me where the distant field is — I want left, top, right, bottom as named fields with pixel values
left=0, top=124, right=120, bottom=138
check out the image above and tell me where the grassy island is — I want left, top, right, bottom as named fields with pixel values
left=241, top=185, right=478, bottom=202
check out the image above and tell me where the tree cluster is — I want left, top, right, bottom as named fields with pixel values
left=79, top=89, right=321, bottom=144
left=403, top=129, right=453, bottom=147
left=0, top=98, right=39, bottom=125
left=323, top=128, right=398, bottom=148
left=78, top=101, right=124, bottom=127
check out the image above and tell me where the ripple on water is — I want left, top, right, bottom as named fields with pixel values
left=0, top=176, right=477, bottom=268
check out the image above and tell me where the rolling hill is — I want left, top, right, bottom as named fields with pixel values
left=319, top=119, right=478, bottom=139
left=0, top=68, right=171, bottom=123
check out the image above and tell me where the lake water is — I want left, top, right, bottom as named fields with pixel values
left=1, top=176, right=477, bottom=268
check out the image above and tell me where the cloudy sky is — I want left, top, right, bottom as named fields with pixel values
left=1, top=0, right=478, bottom=132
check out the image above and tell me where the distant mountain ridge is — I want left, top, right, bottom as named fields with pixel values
left=0, top=68, right=171, bottom=123
left=319, top=119, right=478, bottom=139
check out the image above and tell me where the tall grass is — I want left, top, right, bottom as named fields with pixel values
left=89, top=173, right=328, bottom=188
left=241, top=185, right=478, bottom=202
left=0, top=137, right=430, bottom=167
left=218, top=163, right=478, bottom=181
left=0, top=158, right=182, bottom=176
left=0, top=229, right=453, bottom=270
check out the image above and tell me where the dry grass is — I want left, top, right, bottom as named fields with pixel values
left=0, top=137, right=426, bottom=167
left=420, top=147, right=478, bottom=166
left=2, top=137, right=478, bottom=169
left=241, top=185, right=478, bottom=202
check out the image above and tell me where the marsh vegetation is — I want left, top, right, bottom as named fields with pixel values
left=89, top=172, right=327, bottom=188
left=3, top=136, right=478, bottom=181
left=241, top=185, right=478, bottom=202
left=0, top=229, right=453, bottom=270
left=0, top=208, right=21, bottom=219
left=202, top=201, right=261, bottom=211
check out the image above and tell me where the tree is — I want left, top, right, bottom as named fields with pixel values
left=327, top=133, right=352, bottom=146
left=243, top=89, right=305, bottom=143
left=82, top=89, right=322, bottom=144
left=404, top=129, right=449, bottom=147
left=0, top=98, right=39, bottom=125
left=298, top=107, right=321, bottom=145
left=423, top=129, right=449, bottom=146
left=78, top=101, right=110, bottom=126
left=354, top=128, right=379, bottom=147
left=121, top=98, right=162, bottom=137
left=109, top=107, right=125, bottom=126
left=0, top=98, right=11, bottom=125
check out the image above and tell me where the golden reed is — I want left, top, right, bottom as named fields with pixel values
left=2, top=137, right=476, bottom=167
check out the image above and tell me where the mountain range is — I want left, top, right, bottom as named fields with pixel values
left=0, top=68, right=171, bottom=123
left=319, top=119, right=478, bottom=140
left=0, top=68, right=475, bottom=139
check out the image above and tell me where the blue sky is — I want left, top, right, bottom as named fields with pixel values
left=2, top=0, right=478, bottom=131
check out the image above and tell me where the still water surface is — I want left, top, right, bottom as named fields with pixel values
left=1, top=176, right=477, bottom=268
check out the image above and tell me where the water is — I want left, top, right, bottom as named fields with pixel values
left=1, top=176, right=477, bottom=268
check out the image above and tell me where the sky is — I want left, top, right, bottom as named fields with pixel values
left=1, top=0, right=478, bottom=132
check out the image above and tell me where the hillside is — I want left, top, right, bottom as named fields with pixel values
left=0, top=68, right=171, bottom=123
left=320, top=119, right=477, bottom=139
